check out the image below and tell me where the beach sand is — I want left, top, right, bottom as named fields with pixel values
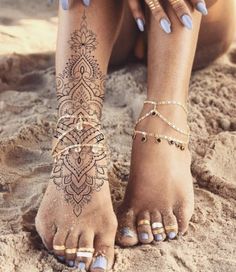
left=0, top=1, right=235, bottom=271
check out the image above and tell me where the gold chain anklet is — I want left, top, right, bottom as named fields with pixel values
left=133, top=100, right=190, bottom=151
left=52, top=115, right=105, bottom=160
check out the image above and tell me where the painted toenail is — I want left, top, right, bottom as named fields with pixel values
left=57, top=256, right=65, bottom=261
left=168, top=231, right=177, bottom=240
left=66, top=260, right=75, bottom=267
left=139, top=232, right=149, bottom=240
left=91, top=256, right=108, bottom=270
left=75, top=261, right=86, bottom=270
left=154, top=234, right=163, bottom=241
left=120, top=227, right=135, bottom=238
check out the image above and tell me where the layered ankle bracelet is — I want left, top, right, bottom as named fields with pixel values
left=133, top=99, right=190, bottom=151
left=52, top=115, right=106, bottom=161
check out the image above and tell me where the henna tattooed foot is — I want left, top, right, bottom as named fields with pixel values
left=36, top=14, right=117, bottom=271
left=117, top=103, right=194, bottom=246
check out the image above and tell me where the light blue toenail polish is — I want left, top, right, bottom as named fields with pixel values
left=196, top=2, right=208, bottom=15
left=57, top=256, right=65, bottom=262
left=60, top=0, right=69, bottom=10
left=168, top=231, right=177, bottom=240
left=139, top=233, right=149, bottom=240
left=75, top=262, right=86, bottom=270
left=136, top=18, right=145, bottom=32
left=67, top=260, right=75, bottom=267
left=181, top=14, right=193, bottom=30
left=154, top=234, right=163, bottom=241
left=83, top=0, right=91, bottom=7
left=121, top=227, right=135, bottom=238
left=91, top=256, right=107, bottom=270
left=160, top=18, right=171, bottom=34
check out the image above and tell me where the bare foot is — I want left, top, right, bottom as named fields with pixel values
left=36, top=119, right=117, bottom=271
left=117, top=101, right=194, bottom=246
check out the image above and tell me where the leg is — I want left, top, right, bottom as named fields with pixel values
left=36, top=1, right=123, bottom=271
left=117, top=2, right=202, bottom=246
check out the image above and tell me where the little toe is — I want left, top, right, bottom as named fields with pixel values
left=116, top=209, right=138, bottom=247
left=90, top=234, right=115, bottom=272
left=174, top=205, right=193, bottom=235
left=75, top=231, right=94, bottom=270
left=53, top=228, right=69, bottom=262
left=36, top=222, right=56, bottom=251
left=64, top=228, right=80, bottom=267
left=162, top=210, right=178, bottom=240
left=150, top=210, right=166, bottom=242
left=137, top=211, right=153, bottom=244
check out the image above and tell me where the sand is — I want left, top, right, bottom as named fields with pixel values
left=0, top=1, right=236, bottom=271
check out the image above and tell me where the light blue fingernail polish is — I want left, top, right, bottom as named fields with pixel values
left=75, top=262, right=86, bottom=270
left=154, top=234, right=163, bottom=241
left=60, top=0, right=69, bottom=10
left=121, top=227, right=135, bottom=238
left=57, top=256, right=65, bottom=261
left=136, top=18, right=145, bottom=32
left=160, top=18, right=171, bottom=34
left=168, top=231, right=177, bottom=240
left=92, top=256, right=107, bottom=270
left=196, top=2, right=208, bottom=15
left=67, top=260, right=75, bottom=267
left=181, top=14, right=193, bottom=30
left=83, top=0, right=91, bottom=7
left=139, top=232, right=149, bottom=240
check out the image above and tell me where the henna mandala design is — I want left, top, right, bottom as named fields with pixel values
left=56, top=13, right=105, bottom=119
left=51, top=14, right=108, bottom=217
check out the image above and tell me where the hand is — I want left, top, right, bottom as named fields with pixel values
left=128, top=0, right=208, bottom=34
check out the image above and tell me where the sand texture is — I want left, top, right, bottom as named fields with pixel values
left=0, top=1, right=236, bottom=271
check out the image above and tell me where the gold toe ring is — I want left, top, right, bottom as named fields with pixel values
left=138, top=219, right=150, bottom=226
left=53, top=245, right=66, bottom=251
left=165, top=224, right=178, bottom=231
left=65, top=248, right=77, bottom=254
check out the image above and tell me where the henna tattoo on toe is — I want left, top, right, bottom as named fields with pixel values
left=51, top=13, right=108, bottom=217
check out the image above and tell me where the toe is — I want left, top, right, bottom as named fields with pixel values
left=53, top=228, right=69, bottom=262
left=75, top=231, right=94, bottom=270
left=162, top=210, right=178, bottom=240
left=90, top=234, right=115, bottom=272
left=64, top=227, right=80, bottom=267
left=36, top=221, right=56, bottom=251
left=116, top=209, right=138, bottom=247
left=137, top=211, right=153, bottom=244
left=150, top=210, right=166, bottom=242
left=174, top=205, right=193, bottom=235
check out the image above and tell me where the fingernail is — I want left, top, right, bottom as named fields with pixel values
left=66, top=260, right=75, bottom=267
left=75, top=262, right=86, bottom=270
left=60, top=0, right=69, bottom=10
left=120, top=227, right=135, bottom=238
left=181, top=14, right=193, bottom=30
left=136, top=18, right=145, bottom=32
left=159, top=18, right=171, bottom=34
left=83, top=0, right=91, bottom=7
left=168, top=231, right=177, bottom=240
left=196, top=2, right=208, bottom=15
left=139, top=232, right=149, bottom=240
left=91, top=256, right=108, bottom=270
left=57, top=256, right=65, bottom=262
left=154, top=234, right=163, bottom=241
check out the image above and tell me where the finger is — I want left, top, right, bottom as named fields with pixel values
left=60, top=0, right=70, bottom=10
left=82, top=0, right=91, bottom=7
left=128, top=0, right=145, bottom=32
left=169, top=0, right=193, bottom=30
left=145, top=0, right=172, bottom=34
left=191, top=0, right=208, bottom=15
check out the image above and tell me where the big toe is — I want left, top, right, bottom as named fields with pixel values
left=116, top=209, right=138, bottom=247
left=90, top=234, right=115, bottom=272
